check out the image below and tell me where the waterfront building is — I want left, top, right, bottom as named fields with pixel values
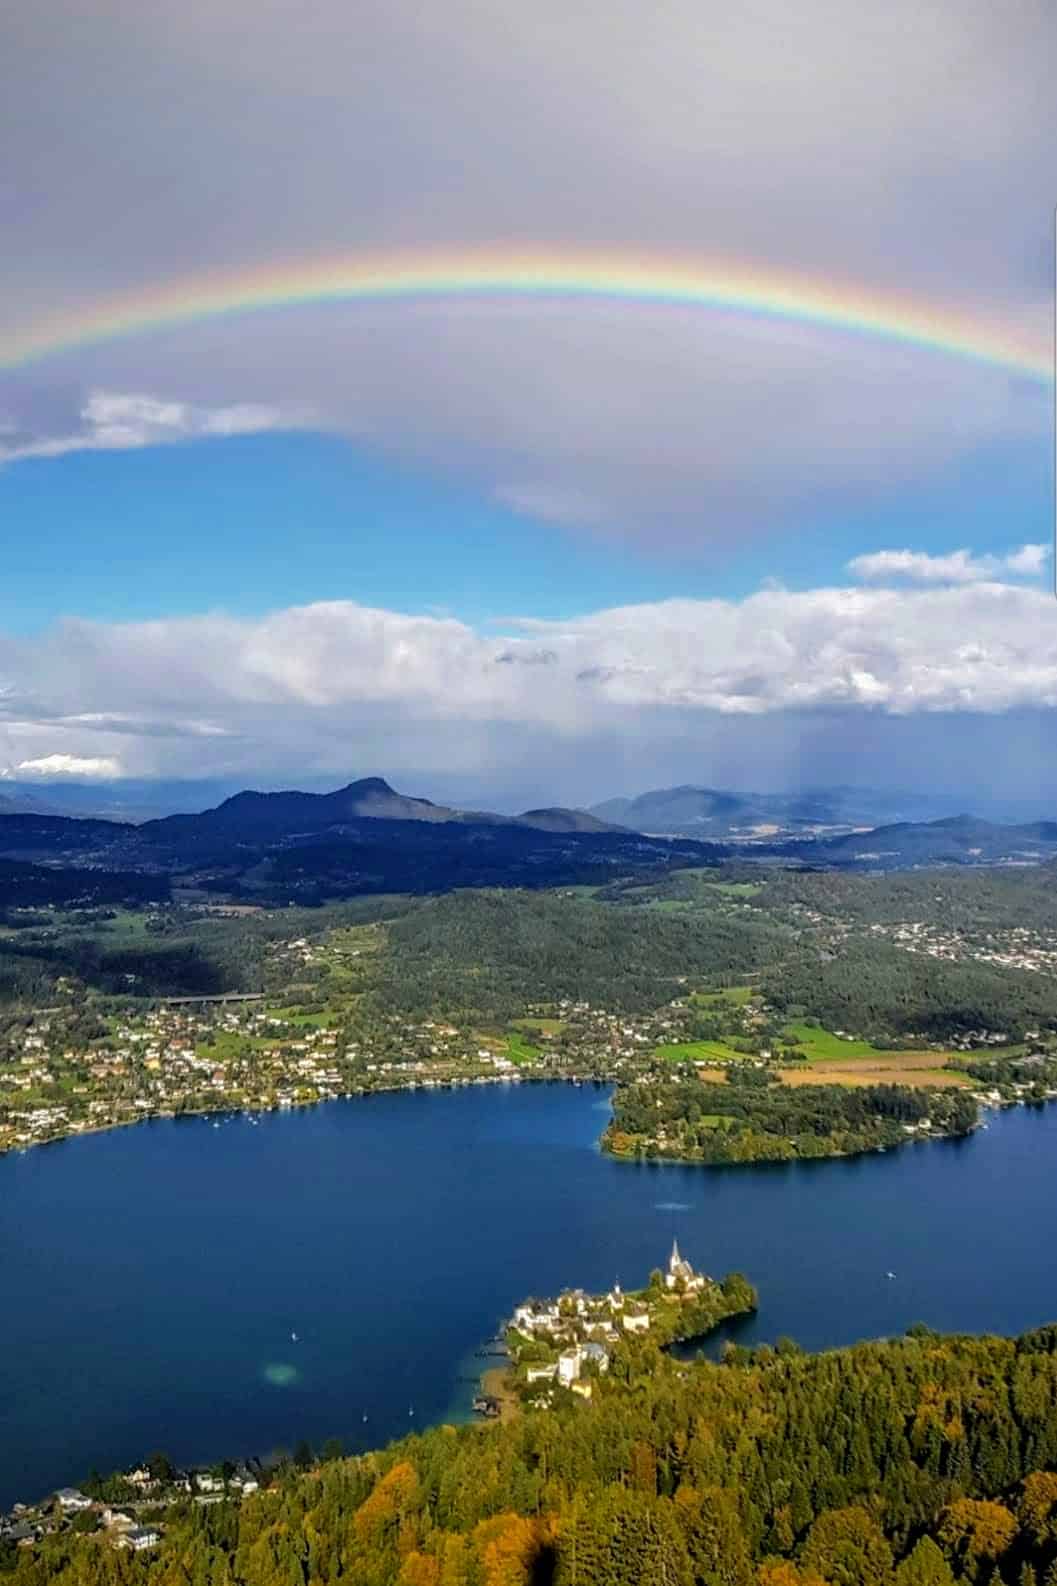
left=54, top=1489, right=91, bottom=1513
left=664, top=1238, right=706, bottom=1293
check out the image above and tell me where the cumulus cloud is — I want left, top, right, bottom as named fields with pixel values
left=8, top=754, right=123, bottom=779
left=848, top=544, right=1050, bottom=585
left=0, top=389, right=299, bottom=465
left=2, top=567, right=1056, bottom=797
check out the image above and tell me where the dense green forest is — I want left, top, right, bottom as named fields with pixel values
left=13, top=1326, right=1057, bottom=1585
left=760, top=944, right=1057, bottom=1044
left=0, top=898, right=403, bottom=1010
left=0, top=861, right=168, bottom=910
left=604, top=1071, right=978, bottom=1164
left=2, top=861, right=1055, bottom=1045
left=370, top=890, right=789, bottom=1021
left=749, top=865, right=1057, bottom=931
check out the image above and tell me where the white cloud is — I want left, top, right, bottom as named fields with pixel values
left=1, top=565, right=1056, bottom=795
left=0, top=389, right=301, bottom=465
left=848, top=544, right=1050, bottom=585
left=11, top=754, right=123, bottom=779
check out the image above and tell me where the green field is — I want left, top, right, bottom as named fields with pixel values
left=505, top=1030, right=542, bottom=1065
left=654, top=1039, right=749, bottom=1063
left=510, top=1016, right=566, bottom=1036
left=783, top=1022, right=879, bottom=1059
left=266, top=1006, right=335, bottom=1029
left=692, top=985, right=755, bottom=1008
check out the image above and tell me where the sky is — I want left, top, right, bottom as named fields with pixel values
left=1, top=0, right=1055, bottom=808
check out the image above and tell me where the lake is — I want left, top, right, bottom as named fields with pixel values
left=1, top=1083, right=1056, bottom=1509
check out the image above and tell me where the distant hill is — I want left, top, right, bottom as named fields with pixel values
left=0, top=777, right=705, bottom=902
left=0, top=789, right=63, bottom=817
left=589, top=784, right=980, bottom=840
left=515, top=807, right=626, bottom=834
left=137, top=778, right=623, bottom=844
left=2, top=778, right=1055, bottom=897
left=800, top=813, right=1057, bottom=868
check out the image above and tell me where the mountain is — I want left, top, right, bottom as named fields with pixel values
left=0, top=779, right=237, bottom=821
left=0, top=789, right=63, bottom=816
left=137, top=777, right=471, bottom=842
left=589, top=784, right=977, bottom=840
left=0, top=777, right=709, bottom=903
left=137, top=778, right=621, bottom=843
left=798, top=813, right=1057, bottom=868
left=514, top=807, right=627, bottom=834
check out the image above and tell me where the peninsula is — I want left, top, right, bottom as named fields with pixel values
left=499, top=1242, right=757, bottom=1409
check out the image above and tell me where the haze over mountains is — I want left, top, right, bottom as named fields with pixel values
left=2, top=777, right=1057, bottom=909
left=588, top=784, right=987, bottom=840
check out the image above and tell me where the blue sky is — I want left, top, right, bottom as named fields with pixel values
left=2, top=425, right=1050, bottom=635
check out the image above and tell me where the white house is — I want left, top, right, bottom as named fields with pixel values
left=55, top=1489, right=92, bottom=1513
left=622, top=1310, right=650, bottom=1332
left=525, top=1363, right=558, bottom=1383
left=557, top=1349, right=582, bottom=1385
left=124, top=1527, right=162, bottom=1552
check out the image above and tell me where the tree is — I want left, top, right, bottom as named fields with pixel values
left=895, top=1537, right=956, bottom=1586
left=801, top=1507, right=894, bottom=1586
left=938, top=1500, right=1018, bottom=1575
left=1019, top=1473, right=1057, bottom=1546
left=147, top=1451, right=174, bottom=1483
left=673, top=1485, right=752, bottom=1586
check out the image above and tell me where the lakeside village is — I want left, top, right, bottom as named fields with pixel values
left=473, top=1241, right=757, bottom=1419
left=0, top=1458, right=268, bottom=1558
left=3, top=972, right=1055, bottom=1155
left=1, top=1243, right=756, bottom=1558
left=0, top=962, right=744, bottom=1154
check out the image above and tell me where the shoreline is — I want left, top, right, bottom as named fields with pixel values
left=7, top=1064, right=1047, bottom=1167
left=601, top=1090, right=1055, bottom=1171
left=0, top=1070, right=616, bottom=1160
left=478, top=1366, right=520, bottom=1423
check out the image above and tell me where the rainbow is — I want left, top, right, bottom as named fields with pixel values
left=1, top=247, right=1050, bottom=383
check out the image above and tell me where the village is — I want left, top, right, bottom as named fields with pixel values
left=0, top=1458, right=267, bottom=1558
left=476, top=1243, right=757, bottom=1416
left=0, top=933, right=697, bottom=1155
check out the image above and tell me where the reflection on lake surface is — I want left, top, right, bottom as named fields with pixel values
left=1, top=1084, right=1055, bottom=1507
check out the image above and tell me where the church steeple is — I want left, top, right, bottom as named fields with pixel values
left=670, top=1238, right=681, bottom=1272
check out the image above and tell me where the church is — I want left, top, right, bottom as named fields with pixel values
left=664, top=1238, right=706, bottom=1293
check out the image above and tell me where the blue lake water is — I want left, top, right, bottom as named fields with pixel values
left=1, top=1083, right=1056, bottom=1509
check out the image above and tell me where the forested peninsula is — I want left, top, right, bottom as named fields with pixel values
left=11, top=1324, right=1057, bottom=1585
left=603, top=1070, right=979, bottom=1165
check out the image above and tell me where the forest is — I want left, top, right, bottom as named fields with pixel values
left=370, top=890, right=789, bottom=1021
left=604, top=1071, right=979, bottom=1164
left=748, top=866, right=1057, bottom=931
left=760, top=943, right=1057, bottom=1044
left=11, top=1324, right=1057, bottom=1585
